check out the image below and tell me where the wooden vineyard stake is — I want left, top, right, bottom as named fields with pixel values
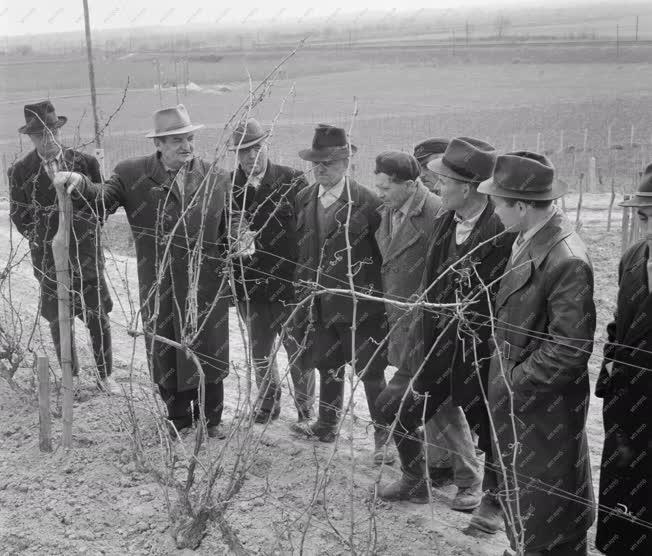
left=575, top=173, right=584, bottom=231
left=38, top=355, right=52, bottom=453
left=607, top=177, right=616, bottom=232
left=621, top=195, right=631, bottom=253
left=49, top=163, right=74, bottom=449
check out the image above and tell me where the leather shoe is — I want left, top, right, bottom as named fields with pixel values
left=469, top=496, right=504, bottom=533
left=254, top=407, right=280, bottom=424
left=373, top=428, right=396, bottom=466
left=451, top=486, right=482, bottom=512
left=378, top=471, right=430, bottom=504
left=290, top=420, right=336, bottom=443
left=207, top=423, right=227, bottom=439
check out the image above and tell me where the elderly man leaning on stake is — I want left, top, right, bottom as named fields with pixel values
left=413, top=137, right=449, bottom=194
left=229, top=118, right=316, bottom=424
left=594, top=165, right=652, bottom=556
left=53, top=105, right=231, bottom=440
left=9, top=100, right=114, bottom=391
left=290, top=124, right=392, bottom=464
left=376, top=138, right=514, bottom=514
left=478, top=152, right=596, bottom=555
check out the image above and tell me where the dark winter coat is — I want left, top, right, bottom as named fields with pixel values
left=420, top=202, right=514, bottom=410
left=76, top=152, right=229, bottom=392
left=595, top=240, right=652, bottom=556
left=8, top=148, right=111, bottom=321
left=487, top=209, right=596, bottom=553
left=230, top=162, right=308, bottom=303
left=293, top=178, right=387, bottom=365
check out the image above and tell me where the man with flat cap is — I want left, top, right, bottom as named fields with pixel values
left=9, top=100, right=113, bottom=390
left=478, top=152, right=596, bottom=554
left=377, top=138, right=513, bottom=514
left=229, top=118, right=315, bottom=424
left=413, top=137, right=449, bottom=194
left=594, top=164, right=652, bottom=556
left=54, top=105, right=230, bottom=439
left=291, top=124, right=391, bottom=463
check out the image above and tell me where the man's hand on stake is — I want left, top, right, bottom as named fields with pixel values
left=52, top=171, right=83, bottom=195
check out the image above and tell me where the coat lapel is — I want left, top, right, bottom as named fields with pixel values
left=495, top=210, right=573, bottom=309
left=376, top=205, right=392, bottom=258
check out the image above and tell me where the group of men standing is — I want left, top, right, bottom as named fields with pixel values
left=9, top=100, right=651, bottom=556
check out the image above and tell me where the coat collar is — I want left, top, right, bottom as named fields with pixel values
left=496, top=209, right=574, bottom=309
left=301, top=176, right=361, bottom=208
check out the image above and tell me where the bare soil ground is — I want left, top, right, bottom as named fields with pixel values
left=0, top=194, right=622, bottom=555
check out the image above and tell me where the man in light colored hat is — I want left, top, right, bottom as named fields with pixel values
left=53, top=105, right=231, bottom=439
left=376, top=138, right=513, bottom=512
left=478, top=152, right=596, bottom=554
left=229, top=118, right=315, bottom=424
left=9, top=100, right=114, bottom=390
left=413, top=137, right=449, bottom=194
left=594, top=164, right=652, bottom=556
left=290, top=124, right=392, bottom=464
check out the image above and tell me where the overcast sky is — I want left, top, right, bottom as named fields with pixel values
left=1, top=0, right=599, bottom=37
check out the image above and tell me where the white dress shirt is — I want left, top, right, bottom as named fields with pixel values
left=318, top=177, right=346, bottom=209
left=454, top=200, right=487, bottom=245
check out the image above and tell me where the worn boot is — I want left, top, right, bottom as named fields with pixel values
left=373, top=427, right=396, bottom=466
left=378, top=465, right=430, bottom=503
left=290, top=420, right=337, bottom=443
left=469, top=495, right=504, bottom=533
left=451, top=485, right=482, bottom=512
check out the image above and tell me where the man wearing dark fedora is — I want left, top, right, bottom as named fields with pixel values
left=290, top=124, right=391, bottom=461
left=413, top=137, right=449, bottom=194
left=9, top=100, right=114, bottom=390
left=478, top=152, right=596, bottom=555
left=54, top=104, right=231, bottom=439
left=229, top=117, right=315, bottom=424
left=376, top=137, right=513, bottom=510
left=594, top=164, right=652, bottom=556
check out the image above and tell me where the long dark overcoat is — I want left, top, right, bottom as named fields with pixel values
left=293, top=178, right=387, bottom=367
left=77, top=153, right=229, bottom=392
left=9, top=148, right=111, bottom=320
left=487, top=209, right=596, bottom=553
left=420, top=202, right=513, bottom=411
left=595, top=240, right=652, bottom=556
left=375, top=181, right=441, bottom=370
left=231, top=162, right=308, bottom=303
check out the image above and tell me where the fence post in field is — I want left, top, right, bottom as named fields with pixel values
left=575, top=173, right=584, bottom=231
left=588, top=156, right=597, bottom=193
left=38, top=355, right=53, bottom=452
left=607, top=125, right=612, bottom=149
left=559, top=129, right=564, bottom=153
left=583, top=128, right=588, bottom=152
left=628, top=207, right=640, bottom=246
left=50, top=167, right=74, bottom=449
left=621, top=195, right=631, bottom=253
left=536, top=132, right=541, bottom=152
left=607, top=177, right=616, bottom=231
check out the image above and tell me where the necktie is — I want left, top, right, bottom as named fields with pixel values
left=391, top=209, right=403, bottom=238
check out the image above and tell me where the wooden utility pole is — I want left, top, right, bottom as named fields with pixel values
left=82, top=0, right=101, bottom=150
left=616, top=24, right=620, bottom=58
left=635, top=15, right=639, bottom=41
left=465, top=20, right=469, bottom=47
left=155, top=58, right=162, bottom=105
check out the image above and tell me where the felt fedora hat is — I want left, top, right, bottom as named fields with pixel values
left=478, top=151, right=567, bottom=201
left=620, top=163, right=652, bottom=207
left=413, top=137, right=449, bottom=163
left=228, top=118, right=269, bottom=151
left=145, top=104, right=204, bottom=138
left=427, top=137, right=496, bottom=183
left=19, top=100, right=67, bottom=134
left=298, top=124, right=357, bottom=162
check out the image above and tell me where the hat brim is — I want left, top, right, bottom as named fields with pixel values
left=619, top=195, right=652, bottom=207
left=145, top=123, right=205, bottom=138
left=298, top=144, right=357, bottom=162
left=427, top=157, right=482, bottom=183
left=19, top=116, right=67, bottom=135
left=478, top=177, right=568, bottom=201
left=227, top=131, right=270, bottom=151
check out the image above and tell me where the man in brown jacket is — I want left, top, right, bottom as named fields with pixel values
left=479, top=152, right=596, bottom=555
